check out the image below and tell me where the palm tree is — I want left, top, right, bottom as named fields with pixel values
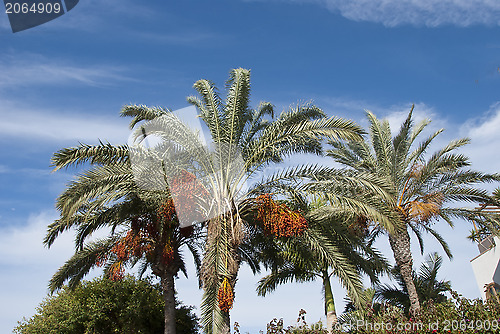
left=326, top=106, right=500, bottom=318
left=375, top=252, right=451, bottom=315
left=123, top=68, right=366, bottom=333
left=45, top=136, right=203, bottom=334
left=255, top=197, right=388, bottom=333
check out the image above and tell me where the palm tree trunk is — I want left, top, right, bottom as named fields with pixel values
left=220, top=252, right=240, bottom=334
left=202, top=213, right=242, bottom=334
left=388, top=227, right=420, bottom=319
left=161, top=273, right=177, bottom=334
left=220, top=317, right=231, bottom=334
left=322, top=270, right=337, bottom=334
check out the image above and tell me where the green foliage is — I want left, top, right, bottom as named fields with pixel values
left=14, top=276, right=199, bottom=334
left=334, top=292, right=500, bottom=333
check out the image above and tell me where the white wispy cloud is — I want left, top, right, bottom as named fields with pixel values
left=0, top=54, right=132, bottom=88
left=320, top=97, right=447, bottom=137
left=380, top=102, right=449, bottom=137
left=0, top=98, right=130, bottom=144
left=0, top=211, right=73, bottom=331
left=257, top=0, right=500, bottom=27
left=460, top=102, right=500, bottom=174
left=48, top=0, right=159, bottom=33
left=0, top=211, right=73, bottom=265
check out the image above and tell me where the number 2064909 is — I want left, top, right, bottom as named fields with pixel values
left=5, top=2, right=62, bottom=14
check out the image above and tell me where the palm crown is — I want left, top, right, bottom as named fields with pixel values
left=46, top=132, right=204, bottom=334
left=327, top=107, right=500, bottom=318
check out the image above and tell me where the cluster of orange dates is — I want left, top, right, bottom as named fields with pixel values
left=102, top=227, right=154, bottom=281
left=158, top=199, right=176, bottom=226
left=108, top=262, right=125, bottom=281
left=217, top=277, right=234, bottom=312
left=168, top=170, right=209, bottom=223
left=100, top=202, right=175, bottom=281
left=100, top=171, right=207, bottom=281
left=255, top=194, right=308, bottom=238
left=113, top=229, right=153, bottom=260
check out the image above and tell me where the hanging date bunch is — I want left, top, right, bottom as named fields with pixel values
left=218, top=277, right=234, bottom=312
left=348, top=215, right=370, bottom=237
left=158, top=198, right=177, bottom=225
left=162, top=241, right=174, bottom=265
left=168, top=170, right=209, bottom=226
left=255, top=194, right=308, bottom=238
left=110, top=229, right=153, bottom=261
left=100, top=225, right=154, bottom=281
left=158, top=195, right=196, bottom=237
left=131, top=215, right=159, bottom=240
left=108, top=262, right=125, bottom=281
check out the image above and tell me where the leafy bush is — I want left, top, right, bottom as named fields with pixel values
left=336, top=291, right=500, bottom=333
left=14, top=276, right=199, bottom=334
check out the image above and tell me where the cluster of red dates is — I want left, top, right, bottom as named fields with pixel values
left=254, top=194, right=308, bottom=238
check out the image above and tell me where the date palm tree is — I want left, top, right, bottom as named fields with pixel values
left=123, top=68, right=366, bottom=333
left=46, top=136, right=203, bottom=334
left=326, top=107, right=500, bottom=318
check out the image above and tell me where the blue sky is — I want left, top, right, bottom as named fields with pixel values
left=2, top=0, right=500, bottom=332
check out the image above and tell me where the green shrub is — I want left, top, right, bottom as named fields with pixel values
left=336, top=291, right=500, bottom=333
left=14, top=276, right=199, bottom=334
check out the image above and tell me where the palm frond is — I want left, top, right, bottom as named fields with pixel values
left=224, top=68, right=252, bottom=144
left=51, top=141, right=129, bottom=171
left=189, top=79, right=224, bottom=143
left=120, top=104, right=170, bottom=129
left=49, top=236, right=119, bottom=293
left=256, top=264, right=317, bottom=296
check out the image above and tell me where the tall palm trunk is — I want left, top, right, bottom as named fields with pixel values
left=202, top=214, right=242, bottom=334
left=206, top=252, right=239, bottom=334
left=220, top=243, right=241, bottom=334
left=161, top=273, right=177, bottom=334
left=388, top=226, right=420, bottom=319
left=220, top=317, right=230, bottom=334
left=322, top=270, right=337, bottom=334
